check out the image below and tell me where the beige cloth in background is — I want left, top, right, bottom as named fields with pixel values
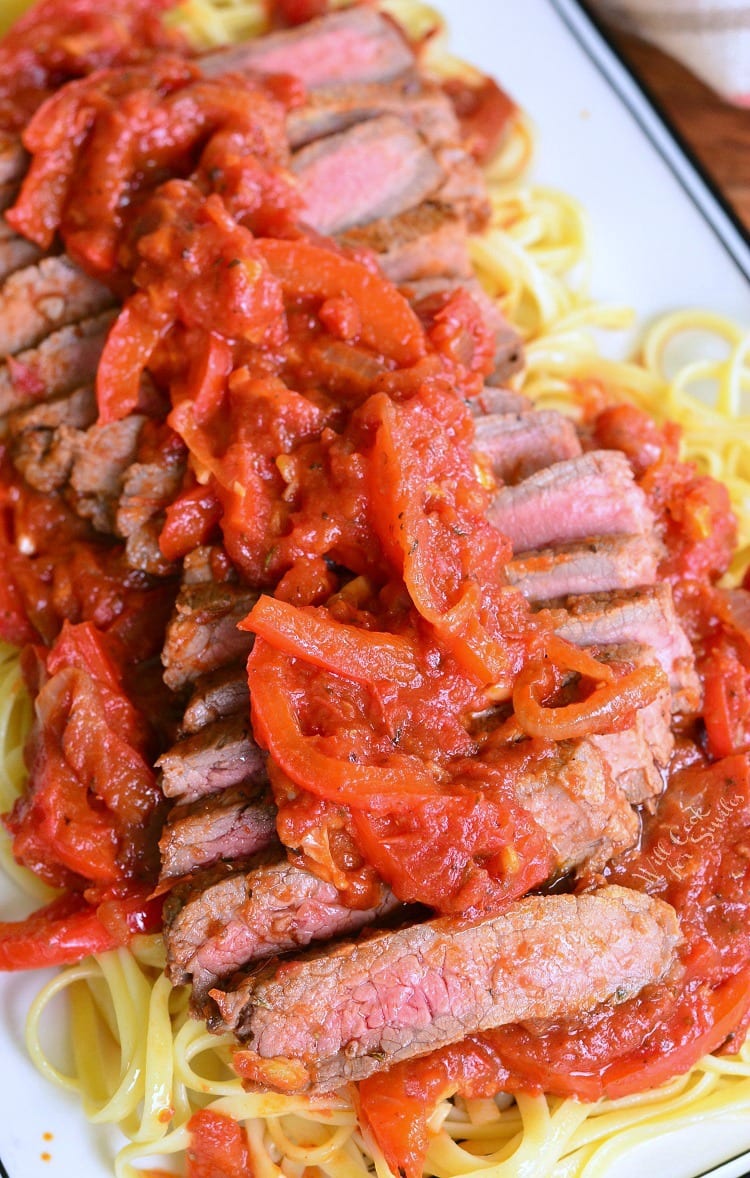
left=590, top=0, right=750, bottom=106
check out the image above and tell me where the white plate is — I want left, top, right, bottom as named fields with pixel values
left=2, top=1, right=750, bottom=1175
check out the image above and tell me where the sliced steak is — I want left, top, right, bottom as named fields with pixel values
left=9, top=385, right=96, bottom=493
left=475, top=285, right=524, bottom=383
left=0, top=227, right=42, bottom=283
left=159, top=781, right=277, bottom=883
left=200, top=7, right=413, bottom=89
left=115, top=429, right=187, bottom=576
left=474, top=409, right=581, bottom=484
left=293, top=115, right=443, bottom=237
left=488, top=450, right=655, bottom=552
left=161, top=581, right=257, bottom=692
left=0, top=256, right=116, bottom=357
left=165, top=854, right=400, bottom=994
left=157, top=713, right=266, bottom=804
left=581, top=643, right=673, bottom=806
left=591, top=698, right=671, bottom=807
left=552, top=584, right=700, bottom=712
left=0, top=310, right=117, bottom=418
left=181, top=664, right=250, bottom=734
left=211, top=885, right=680, bottom=1092
left=287, top=77, right=458, bottom=150
left=512, top=736, right=639, bottom=874
left=506, top=533, right=663, bottom=602
left=66, top=414, right=146, bottom=533
left=431, top=141, right=490, bottom=231
left=339, top=202, right=471, bottom=284
left=468, top=386, right=532, bottom=417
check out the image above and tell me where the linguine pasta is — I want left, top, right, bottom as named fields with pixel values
left=2, top=1, right=750, bottom=1175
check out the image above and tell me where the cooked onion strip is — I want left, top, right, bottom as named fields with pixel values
left=513, top=659, right=666, bottom=741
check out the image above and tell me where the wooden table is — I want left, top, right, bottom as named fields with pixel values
left=607, top=30, right=750, bottom=233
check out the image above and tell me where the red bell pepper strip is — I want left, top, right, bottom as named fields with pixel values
left=243, top=595, right=418, bottom=686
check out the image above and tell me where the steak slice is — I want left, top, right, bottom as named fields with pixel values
left=591, top=697, right=671, bottom=806
left=210, top=885, right=680, bottom=1092
left=66, top=414, right=146, bottom=533
left=9, top=385, right=96, bottom=493
left=581, top=643, right=673, bottom=806
left=115, top=430, right=187, bottom=576
left=157, top=713, right=267, bottom=804
left=512, top=736, right=639, bottom=874
left=552, top=584, right=700, bottom=712
left=0, top=256, right=116, bottom=357
left=488, top=450, right=654, bottom=552
left=165, top=854, right=400, bottom=995
left=287, top=77, right=458, bottom=150
left=161, top=581, right=257, bottom=692
left=159, top=781, right=277, bottom=883
left=338, top=202, right=471, bottom=284
left=200, top=7, right=413, bottom=89
left=506, top=533, right=663, bottom=602
left=293, top=115, right=443, bottom=237
left=0, top=228, right=42, bottom=283
left=468, top=387, right=532, bottom=417
left=431, top=141, right=490, bottom=231
left=181, top=664, right=250, bottom=734
left=0, top=310, right=117, bottom=418
left=474, top=409, right=581, bottom=484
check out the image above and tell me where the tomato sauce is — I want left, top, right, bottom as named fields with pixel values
left=0, top=1, right=184, bottom=127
